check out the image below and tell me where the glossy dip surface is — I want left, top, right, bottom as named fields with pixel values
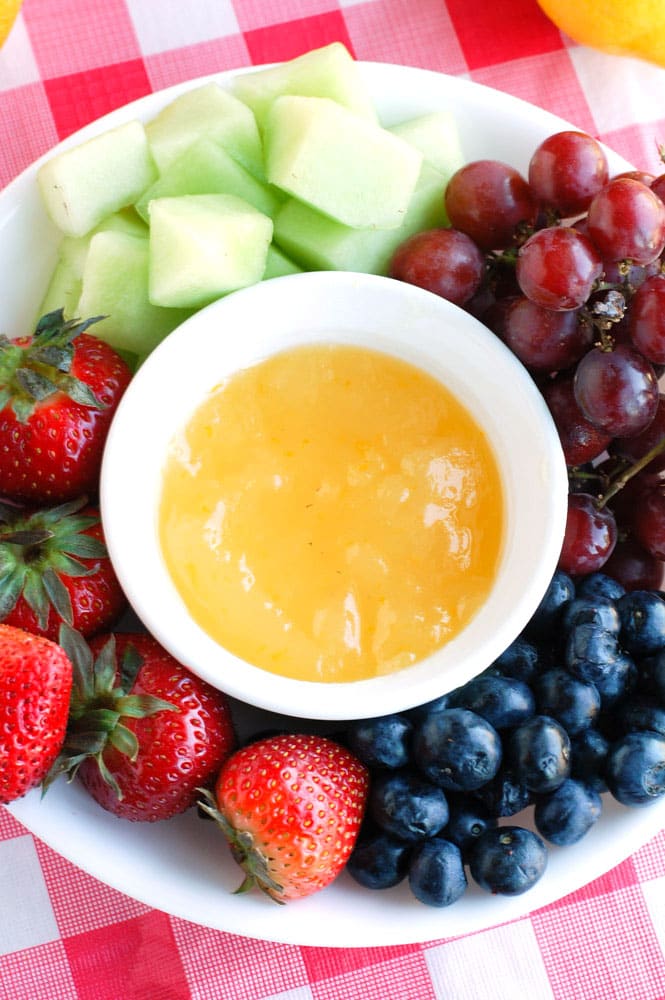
left=159, top=343, right=504, bottom=682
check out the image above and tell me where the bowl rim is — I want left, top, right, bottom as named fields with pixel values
left=100, top=269, right=568, bottom=720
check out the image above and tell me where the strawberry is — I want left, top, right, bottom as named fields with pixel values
left=0, top=496, right=127, bottom=640
left=0, top=308, right=132, bottom=504
left=0, top=624, right=73, bottom=804
left=199, top=733, right=369, bottom=902
left=51, top=628, right=236, bottom=822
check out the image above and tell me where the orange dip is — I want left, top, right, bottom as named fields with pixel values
left=158, top=343, right=504, bottom=682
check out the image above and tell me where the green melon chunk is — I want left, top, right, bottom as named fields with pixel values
left=145, top=83, right=264, bottom=179
left=389, top=111, right=465, bottom=181
left=77, top=231, right=193, bottom=356
left=263, top=245, right=302, bottom=280
left=264, top=95, right=422, bottom=231
left=148, top=194, right=273, bottom=309
left=233, top=42, right=377, bottom=133
left=273, top=162, right=449, bottom=274
left=38, top=255, right=82, bottom=319
left=38, top=210, right=150, bottom=321
left=135, top=137, right=280, bottom=223
left=37, top=121, right=157, bottom=237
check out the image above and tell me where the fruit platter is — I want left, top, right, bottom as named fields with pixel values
left=2, top=47, right=665, bottom=947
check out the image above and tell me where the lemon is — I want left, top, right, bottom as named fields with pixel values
left=0, top=0, right=22, bottom=47
left=537, top=0, right=665, bottom=67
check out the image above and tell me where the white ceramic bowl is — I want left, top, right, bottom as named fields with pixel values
left=100, top=268, right=568, bottom=720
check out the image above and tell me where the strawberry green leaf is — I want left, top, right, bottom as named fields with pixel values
left=109, top=723, right=139, bottom=761
left=115, top=693, right=177, bottom=717
left=42, top=565, right=74, bottom=624
left=15, top=367, right=58, bottom=400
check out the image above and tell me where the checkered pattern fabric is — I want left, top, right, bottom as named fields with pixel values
left=1, top=2, right=665, bottom=998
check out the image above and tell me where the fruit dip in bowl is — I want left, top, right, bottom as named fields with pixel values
left=100, top=269, right=568, bottom=720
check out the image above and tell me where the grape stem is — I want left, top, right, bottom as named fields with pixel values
left=596, top=438, right=665, bottom=509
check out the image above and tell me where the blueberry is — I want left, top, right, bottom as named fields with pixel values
left=565, top=624, right=637, bottom=707
left=534, top=667, right=601, bottom=735
left=615, top=697, right=665, bottom=737
left=442, top=795, right=497, bottom=854
left=346, top=831, right=412, bottom=890
left=618, top=590, right=665, bottom=657
left=534, top=778, right=602, bottom=845
left=561, top=596, right=621, bottom=635
left=413, top=708, right=503, bottom=792
left=473, top=766, right=533, bottom=817
left=646, top=650, right=665, bottom=704
left=369, top=769, right=449, bottom=842
left=347, top=714, right=413, bottom=769
left=491, top=636, right=541, bottom=684
left=448, top=674, right=535, bottom=730
left=408, top=837, right=467, bottom=907
left=570, top=728, right=610, bottom=792
left=406, top=692, right=453, bottom=723
left=468, top=826, right=548, bottom=895
left=606, top=731, right=665, bottom=806
left=507, top=714, right=571, bottom=793
left=577, top=572, right=626, bottom=602
left=524, top=570, right=575, bottom=640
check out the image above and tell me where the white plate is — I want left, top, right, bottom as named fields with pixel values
left=3, top=61, right=664, bottom=947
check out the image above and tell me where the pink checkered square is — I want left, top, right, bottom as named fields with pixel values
left=0, top=940, right=78, bottom=1000
left=43, top=60, right=152, bottom=139
left=23, top=0, right=141, bottom=78
left=169, top=920, right=310, bottom=1000
left=144, top=35, right=252, bottom=93
left=533, top=885, right=665, bottom=1000
left=0, top=82, right=58, bottom=190
left=34, top=839, right=150, bottom=938
left=471, top=50, right=598, bottom=138
left=310, top=950, right=435, bottom=1000
left=0, top=807, right=28, bottom=841
left=234, top=0, right=343, bottom=33
left=63, top=912, right=190, bottom=1000
left=342, top=0, right=468, bottom=75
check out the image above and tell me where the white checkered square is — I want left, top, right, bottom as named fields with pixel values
left=641, top=875, right=665, bottom=961
left=125, top=0, right=241, bottom=56
left=425, top=919, right=555, bottom=1000
left=0, top=835, right=60, bottom=956
left=568, top=45, right=665, bottom=134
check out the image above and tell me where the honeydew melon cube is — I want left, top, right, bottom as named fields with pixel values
left=233, top=42, right=377, bottom=133
left=263, top=245, right=302, bottom=280
left=264, top=96, right=422, bottom=230
left=148, top=194, right=273, bottom=309
left=38, top=255, right=82, bottom=318
left=389, top=111, right=465, bottom=181
left=145, top=84, right=264, bottom=179
left=37, top=121, right=157, bottom=237
left=135, top=137, right=280, bottom=223
left=273, top=162, right=449, bottom=274
left=77, top=231, right=193, bottom=356
left=37, top=210, right=150, bottom=320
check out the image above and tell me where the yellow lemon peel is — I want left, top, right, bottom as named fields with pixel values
left=537, top=0, right=665, bottom=67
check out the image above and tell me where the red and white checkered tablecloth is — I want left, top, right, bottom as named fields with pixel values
left=2, top=2, right=665, bottom=998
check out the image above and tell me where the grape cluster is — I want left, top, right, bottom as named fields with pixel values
left=389, top=130, right=665, bottom=585
left=343, top=571, right=665, bottom=907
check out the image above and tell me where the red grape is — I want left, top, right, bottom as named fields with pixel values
left=558, top=493, right=618, bottom=576
left=628, top=273, right=665, bottom=363
left=630, top=481, right=665, bottom=559
left=573, top=343, right=659, bottom=437
left=601, top=537, right=663, bottom=591
left=587, top=177, right=665, bottom=265
left=388, top=228, right=485, bottom=306
left=542, top=374, right=611, bottom=466
left=444, top=160, right=539, bottom=251
left=611, top=393, right=665, bottom=473
left=500, top=296, right=593, bottom=372
left=516, top=226, right=602, bottom=311
left=528, top=131, right=609, bottom=217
